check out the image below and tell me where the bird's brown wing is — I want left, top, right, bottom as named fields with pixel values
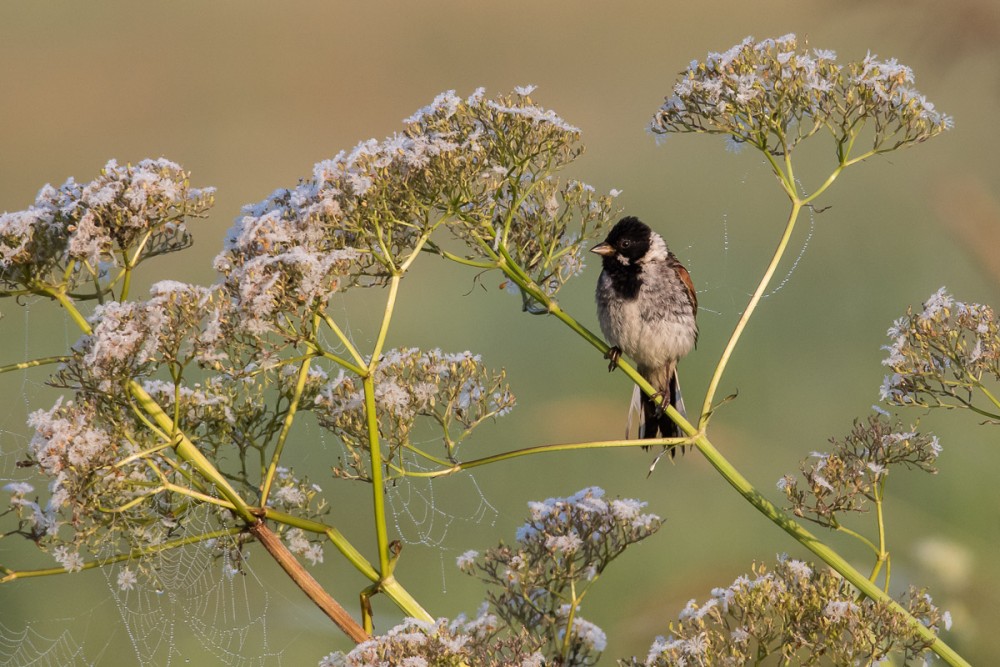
left=675, top=262, right=697, bottom=317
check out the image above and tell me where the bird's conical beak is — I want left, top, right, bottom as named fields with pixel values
left=590, top=241, right=614, bottom=256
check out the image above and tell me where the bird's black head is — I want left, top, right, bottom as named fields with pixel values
left=591, top=216, right=652, bottom=266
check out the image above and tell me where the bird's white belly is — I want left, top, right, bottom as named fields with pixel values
left=606, top=298, right=696, bottom=370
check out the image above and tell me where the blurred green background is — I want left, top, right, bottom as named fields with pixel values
left=1, top=1, right=998, bottom=664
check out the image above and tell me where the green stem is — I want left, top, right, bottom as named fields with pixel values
left=320, top=312, right=368, bottom=372
left=370, top=275, right=401, bottom=364
left=560, top=580, right=580, bottom=661
left=424, top=242, right=498, bottom=269
left=0, top=355, right=69, bottom=374
left=832, top=522, right=880, bottom=557
left=260, top=355, right=313, bottom=504
left=128, top=381, right=256, bottom=524
left=403, top=436, right=680, bottom=478
left=699, top=196, right=803, bottom=426
left=873, top=479, right=890, bottom=590
left=362, top=375, right=391, bottom=576
left=976, top=381, right=1000, bottom=414
left=0, top=528, right=242, bottom=583
left=43, top=286, right=93, bottom=334
left=120, top=266, right=134, bottom=302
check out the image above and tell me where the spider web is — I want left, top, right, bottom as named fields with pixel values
left=95, top=512, right=279, bottom=667
left=0, top=622, right=88, bottom=667
left=1, top=510, right=280, bottom=667
left=0, top=307, right=282, bottom=667
left=385, top=447, right=499, bottom=552
left=682, top=170, right=818, bottom=317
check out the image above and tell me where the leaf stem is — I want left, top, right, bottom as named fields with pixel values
left=0, top=528, right=242, bottom=583
left=0, top=355, right=69, bottom=374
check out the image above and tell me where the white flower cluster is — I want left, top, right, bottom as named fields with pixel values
left=285, top=527, right=324, bottom=566
left=319, top=608, right=544, bottom=667
left=214, top=88, right=489, bottom=334
left=651, top=34, right=951, bottom=156
left=515, top=486, right=662, bottom=549
left=461, top=488, right=660, bottom=665
left=66, top=281, right=228, bottom=388
left=880, top=287, right=998, bottom=416
left=28, top=398, right=117, bottom=486
left=0, top=158, right=212, bottom=293
left=214, top=87, right=615, bottom=331
left=633, top=558, right=947, bottom=666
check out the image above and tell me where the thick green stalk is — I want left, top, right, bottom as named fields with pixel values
left=128, top=380, right=257, bottom=524
left=43, top=287, right=93, bottom=334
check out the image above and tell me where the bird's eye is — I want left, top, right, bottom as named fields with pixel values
left=620, top=239, right=631, bottom=248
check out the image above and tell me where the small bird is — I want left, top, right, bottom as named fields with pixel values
left=591, top=216, right=698, bottom=452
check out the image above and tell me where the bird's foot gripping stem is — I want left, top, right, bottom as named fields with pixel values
left=604, top=346, right=622, bottom=372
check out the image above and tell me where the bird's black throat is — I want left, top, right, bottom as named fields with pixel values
left=601, top=256, right=642, bottom=301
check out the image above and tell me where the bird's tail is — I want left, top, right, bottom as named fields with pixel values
left=627, top=366, right=686, bottom=462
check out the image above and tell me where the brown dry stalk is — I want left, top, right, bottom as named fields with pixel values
left=249, top=521, right=370, bottom=644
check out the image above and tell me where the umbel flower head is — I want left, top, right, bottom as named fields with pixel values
left=462, top=487, right=661, bottom=666
left=323, top=488, right=656, bottom=667
left=214, top=87, right=617, bottom=332
left=779, top=414, right=941, bottom=528
left=651, top=34, right=951, bottom=157
left=881, top=287, right=1000, bottom=420
left=0, top=158, right=213, bottom=296
left=627, top=557, right=949, bottom=666
left=313, top=347, right=515, bottom=481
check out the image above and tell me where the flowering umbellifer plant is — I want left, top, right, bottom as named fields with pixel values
left=0, top=88, right=619, bottom=648
left=0, top=34, right=977, bottom=667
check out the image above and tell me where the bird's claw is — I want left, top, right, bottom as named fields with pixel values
left=605, top=346, right=622, bottom=372
left=649, top=391, right=666, bottom=417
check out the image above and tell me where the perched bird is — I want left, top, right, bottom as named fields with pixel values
left=591, top=216, right=698, bottom=451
